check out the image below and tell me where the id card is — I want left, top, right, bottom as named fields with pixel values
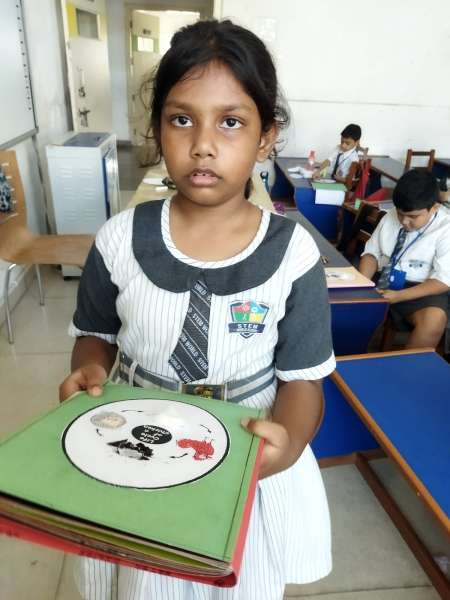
left=388, top=268, right=406, bottom=290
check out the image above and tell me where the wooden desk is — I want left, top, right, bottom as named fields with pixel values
left=273, top=157, right=341, bottom=240
left=285, top=208, right=387, bottom=355
left=313, top=349, right=450, bottom=598
left=370, top=156, right=405, bottom=182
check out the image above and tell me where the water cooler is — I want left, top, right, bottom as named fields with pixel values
left=46, top=132, right=120, bottom=276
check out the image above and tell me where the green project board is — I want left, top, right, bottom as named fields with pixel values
left=0, top=384, right=264, bottom=585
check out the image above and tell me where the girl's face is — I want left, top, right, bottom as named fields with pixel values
left=160, top=61, right=276, bottom=208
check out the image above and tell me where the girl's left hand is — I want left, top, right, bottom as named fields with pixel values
left=377, top=289, right=403, bottom=303
left=241, top=417, right=291, bottom=479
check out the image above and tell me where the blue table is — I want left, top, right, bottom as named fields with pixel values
left=313, top=350, right=450, bottom=598
left=273, top=157, right=341, bottom=240
left=285, top=209, right=387, bottom=355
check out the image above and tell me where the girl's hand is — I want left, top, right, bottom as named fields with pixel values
left=59, top=364, right=108, bottom=403
left=241, top=417, right=291, bottom=479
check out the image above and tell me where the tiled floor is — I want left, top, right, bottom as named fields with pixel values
left=0, top=267, right=448, bottom=599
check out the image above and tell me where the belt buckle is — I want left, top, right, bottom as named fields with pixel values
left=181, top=383, right=226, bottom=401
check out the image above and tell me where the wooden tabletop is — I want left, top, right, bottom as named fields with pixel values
left=284, top=208, right=385, bottom=303
left=333, top=349, right=450, bottom=533
left=274, top=157, right=314, bottom=190
left=435, top=158, right=450, bottom=168
left=370, top=157, right=405, bottom=182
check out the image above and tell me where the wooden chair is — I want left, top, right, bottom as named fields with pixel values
left=0, top=150, right=94, bottom=344
left=336, top=159, right=373, bottom=248
left=404, top=149, right=435, bottom=173
left=343, top=157, right=372, bottom=200
left=343, top=202, right=385, bottom=263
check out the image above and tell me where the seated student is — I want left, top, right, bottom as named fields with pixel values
left=312, top=123, right=362, bottom=183
left=359, top=169, right=450, bottom=349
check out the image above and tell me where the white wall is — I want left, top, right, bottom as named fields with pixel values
left=221, top=0, right=450, bottom=162
left=0, top=0, right=70, bottom=306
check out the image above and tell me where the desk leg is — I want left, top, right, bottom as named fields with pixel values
left=356, top=454, right=450, bottom=600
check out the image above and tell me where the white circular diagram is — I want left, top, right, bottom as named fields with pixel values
left=62, top=399, right=229, bottom=489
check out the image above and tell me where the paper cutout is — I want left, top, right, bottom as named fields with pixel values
left=63, top=399, right=229, bottom=489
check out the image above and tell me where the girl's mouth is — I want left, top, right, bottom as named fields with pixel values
left=189, top=168, right=220, bottom=186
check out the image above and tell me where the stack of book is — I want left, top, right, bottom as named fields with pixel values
left=0, top=383, right=264, bottom=587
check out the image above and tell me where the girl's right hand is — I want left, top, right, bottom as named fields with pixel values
left=59, top=364, right=108, bottom=403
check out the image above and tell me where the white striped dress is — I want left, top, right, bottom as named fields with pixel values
left=69, top=198, right=336, bottom=600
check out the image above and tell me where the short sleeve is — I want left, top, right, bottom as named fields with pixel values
left=361, top=213, right=387, bottom=264
left=275, top=259, right=335, bottom=381
left=430, top=231, right=450, bottom=287
left=69, top=242, right=121, bottom=343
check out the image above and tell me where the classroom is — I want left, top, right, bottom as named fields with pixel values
left=0, top=1, right=449, bottom=599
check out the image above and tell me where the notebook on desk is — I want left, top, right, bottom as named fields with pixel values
left=325, top=266, right=375, bottom=288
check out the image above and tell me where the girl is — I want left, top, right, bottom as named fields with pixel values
left=60, top=19, right=336, bottom=600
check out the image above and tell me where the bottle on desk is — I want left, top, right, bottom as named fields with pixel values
left=307, top=150, right=316, bottom=170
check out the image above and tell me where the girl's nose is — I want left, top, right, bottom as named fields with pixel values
left=190, top=124, right=217, bottom=158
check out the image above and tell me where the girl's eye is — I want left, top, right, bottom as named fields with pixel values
left=172, top=115, right=192, bottom=128
left=221, top=118, right=242, bottom=129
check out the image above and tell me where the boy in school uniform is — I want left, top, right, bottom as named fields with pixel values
left=313, top=123, right=362, bottom=183
left=359, top=169, right=450, bottom=349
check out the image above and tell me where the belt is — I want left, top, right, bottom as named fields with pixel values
left=117, top=352, right=275, bottom=404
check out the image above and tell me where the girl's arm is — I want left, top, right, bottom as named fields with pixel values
left=59, top=336, right=118, bottom=402
left=242, top=379, right=323, bottom=479
left=378, top=279, right=449, bottom=304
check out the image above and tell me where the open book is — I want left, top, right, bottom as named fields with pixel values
left=325, top=266, right=375, bottom=288
left=0, top=384, right=264, bottom=587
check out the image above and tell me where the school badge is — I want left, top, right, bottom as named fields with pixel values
left=228, top=300, right=269, bottom=338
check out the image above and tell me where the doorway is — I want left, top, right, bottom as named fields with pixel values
left=60, top=0, right=113, bottom=132
left=126, top=5, right=214, bottom=150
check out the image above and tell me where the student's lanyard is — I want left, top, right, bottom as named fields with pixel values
left=390, top=212, right=437, bottom=269
left=336, top=150, right=357, bottom=170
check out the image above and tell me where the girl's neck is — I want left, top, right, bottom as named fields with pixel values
left=168, top=193, right=263, bottom=262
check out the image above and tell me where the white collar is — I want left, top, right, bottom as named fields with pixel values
left=338, top=146, right=358, bottom=158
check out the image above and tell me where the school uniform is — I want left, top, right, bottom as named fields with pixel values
left=362, top=206, right=450, bottom=327
left=327, top=146, right=359, bottom=178
left=70, top=198, right=336, bottom=600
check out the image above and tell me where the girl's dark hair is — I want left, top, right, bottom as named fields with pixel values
left=148, top=19, right=289, bottom=169
left=393, top=169, right=439, bottom=211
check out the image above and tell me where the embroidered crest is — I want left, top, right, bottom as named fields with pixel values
left=228, top=300, right=269, bottom=338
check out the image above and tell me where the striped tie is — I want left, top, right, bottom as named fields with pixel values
left=169, top=277, right=211, bottom=383
left=331, top=153, right=342, bottom=178
left=377, top=227, right=407, bottom=289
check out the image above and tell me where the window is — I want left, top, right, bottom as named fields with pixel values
left=137, top=36, right=155, bottom=52
left=76, top=9, right=99, bottom=39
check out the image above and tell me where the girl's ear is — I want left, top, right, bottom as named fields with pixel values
left=257, top=125, right=278, bottom=162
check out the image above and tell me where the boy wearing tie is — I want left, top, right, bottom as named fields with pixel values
left=359, top=170, right=450, bottom=349
left=313, top=124, right=362, bottom=183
